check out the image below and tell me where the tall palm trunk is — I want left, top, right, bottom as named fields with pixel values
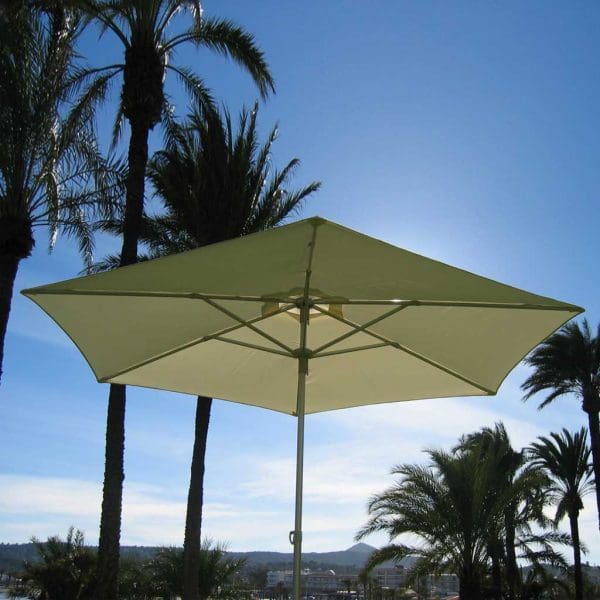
left=488, top=544, right=502, bottom=600
left=183, top=396, right=212, bottom=600
left=583, top=398, right=600, bottom=531
left=120, top=120, right=150, bottom=267
left=94, top=118, right=150, bottom=600
left=504, top=508, right=519, bottom=600
left=0, top=212, right=34, bottom=383
left=95, top=383, right=126, bottom=600
left=569, top=510, right=583, bottom=600
left=459, top=564, right=482, bottom=600
left=0, top=254, right=21, bottom=383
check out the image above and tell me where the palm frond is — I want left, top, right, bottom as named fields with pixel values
left=0, top=7, right=121, bottom=265
left=522, top=319, right=600, bottom=408
left=166, top=64, right=214, bottom=114
left=362, top=544, right=416, bottom=573
left=183, top=16, right=275, bottom=99
left=528, top=428, right=593, bottom=524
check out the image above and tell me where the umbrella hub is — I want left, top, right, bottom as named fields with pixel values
left=292, top=348, right=313, bottom=362
left=279, top=296, right=344, bottom=321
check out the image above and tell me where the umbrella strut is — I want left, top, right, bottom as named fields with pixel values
left=291, top=224, right=317, bottom=600
left=291, top=299, right=309, bottom=600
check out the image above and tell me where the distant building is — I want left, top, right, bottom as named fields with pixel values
left=265, top=564, right=460, bottom=598
left=266, top=570, right=291, bottom=588
left=372, top=566, right=406, bottom=588
left=306, top=570, right=345, bottom=592
left=583, top=564, right=600, bottom=586
left=425, top=573, right=459, bottom=597
left=266, top=569, right=360, bottom=593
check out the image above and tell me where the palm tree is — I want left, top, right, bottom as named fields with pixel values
left=357, top=439, right=569, bottom=600
left=522, top=319, right=600, bottom=532
left=145, top=541, right=246, bottom=600
left=96, top=103, right=319, bottom=600
left=83, top=0, right=275, bottom=266
left=521, top=565, right=571, bottom=600
left=9, top=527, right=97, bottom=600
left=528, top=428, right=594, bottom=600
left=195, top=540, right=246, bottom=600
left=79, top=5, right=275, bottom=598
left=0, top=5, right=119, bottom=384
left=356, top=446, right=509, bottom=600
left=456, top=423, right=552, bottom=600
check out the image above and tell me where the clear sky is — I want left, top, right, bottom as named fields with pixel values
left=2, top=0, right=600, bottom=565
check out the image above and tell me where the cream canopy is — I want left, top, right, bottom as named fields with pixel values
left=22, top=216, right=583, bottom=599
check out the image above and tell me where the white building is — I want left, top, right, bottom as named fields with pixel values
left=425, top=573, right=459, bottom=597
left=266, top=570, right=292, bottom=588
left=266, top=569, right=359, bottom=593
left=372, top=566, right=405, bottom=588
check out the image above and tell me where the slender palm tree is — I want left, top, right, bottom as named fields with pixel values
left=528, top=428, right=594, bottom=600
left=83, top=0, right=275, bottom=266
left=522, top=320, right=600, bottom=532
left=356, top=446, right=510, bottom=600
left=456, top=423, right=552, bottom=600
left=96, top=103, right=319, bottom=600
left=79, top=5, right=275, bottom=598
left=0, top=5, right=119, bottom=384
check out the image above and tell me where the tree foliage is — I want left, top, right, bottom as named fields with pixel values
left=9, top=531, right=244, bottom=600
left=529, top=428, right=593, bottom=600
left=357, top=425, right=572, bottom=600
left=522, top=320, right=600, bottom=533
left=9, top=527, right=96, bottom=600
left=0, top=5, right=122, bottom=382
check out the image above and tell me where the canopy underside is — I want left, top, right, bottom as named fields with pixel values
left=23, top=217, right=583, bottom=415
left=27, top=289, right=577, bottom=415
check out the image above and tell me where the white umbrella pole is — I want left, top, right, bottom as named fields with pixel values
left=291, top=355, right=307, bottom=600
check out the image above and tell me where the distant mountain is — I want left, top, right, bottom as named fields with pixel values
left=228, top=543, right=379, bottom=569
left=0, top=541, right=419, bottom=572
left=345, top=543, right=375, bottom=554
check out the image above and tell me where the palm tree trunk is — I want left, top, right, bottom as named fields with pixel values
left=584, top=403, right=600, bottom=531
left=459, top=566, right=482, bottom=600
left=94, top=118, right=149, bottom=600
left=94, top=383, right=126, bottom=600
left=490, top=550, right=502, bottom=600
left=505, top=509, right=519, bottom=600
left=570, top=511, right=583, bottom=600
left=183, top=396, right=213, bottom=600
left=0, top=254, right=20, bottom=384
left=120, top=119, right=149, bottom=268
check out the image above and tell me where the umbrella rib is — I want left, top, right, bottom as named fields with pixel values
left=23, top=288, right=297, bottom=304
left=201, top=303, right=296, bottom=342
left=210, top=336, right=293, bottom=357
left=315, top=342, right=390, bottom=357
left=301, top=222, right=319, bottom=314
left=310, top=303, right=410, bottom=354
left=98, top=336, right=292, bottom=382
left=24, top=289, right=577, bottom=313
left=323, top=298, right=578, bottom=311
left=317, top=309, right=495, bottom=395
left=200, top=296, right=296, bottom=354
left=97, top=304, right=296, bottom=383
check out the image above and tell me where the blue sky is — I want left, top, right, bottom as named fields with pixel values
left=2, top=0, right=600, bottom=563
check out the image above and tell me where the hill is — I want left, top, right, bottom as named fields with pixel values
left=0, top=541, right=395, bottom=573
left=227, top=542, right=380, bottom=570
